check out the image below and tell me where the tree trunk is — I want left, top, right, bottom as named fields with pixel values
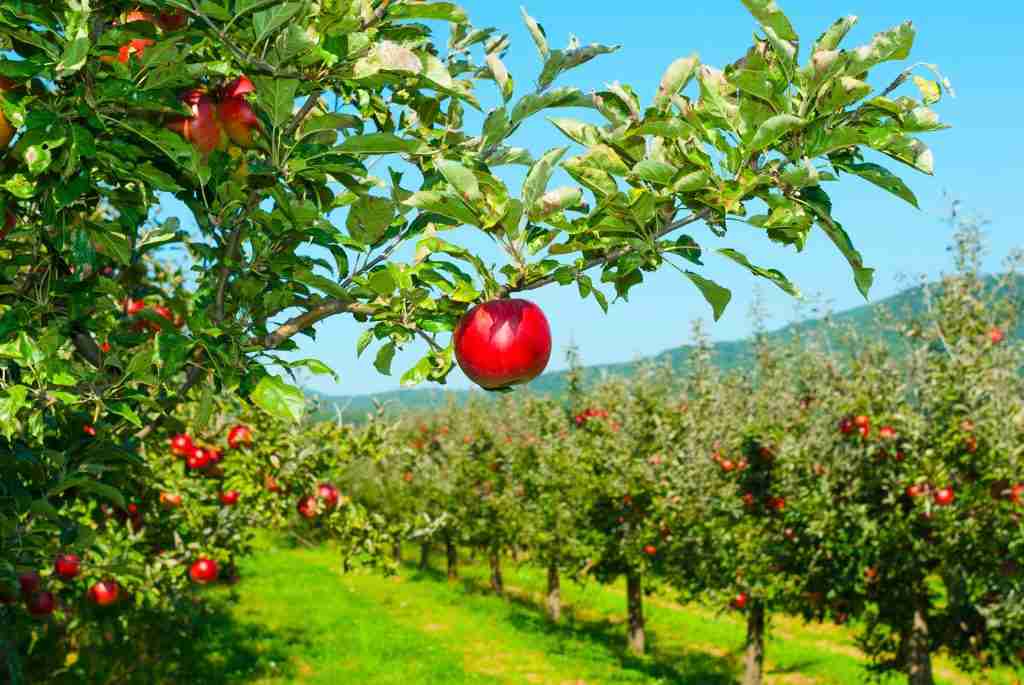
left=904, top=600, right=935, bottom=685
left=392, top=541, right=402, bottom=565
left=489, top=550, right=504, bottom=594
left=418, top=542, right=430, bottom=571
left=546, top=563, right=561, bottom=622
left=743, top=600, right=766, bottom=685
left=626, top=570, right=645, bottom=655
left=445, top=535, right=458, bottom=581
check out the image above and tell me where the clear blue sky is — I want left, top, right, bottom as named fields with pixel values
left=241, top=1, right=1024, bottom=396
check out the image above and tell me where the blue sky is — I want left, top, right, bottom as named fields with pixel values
left=247, top=1, right=1024, bottom=396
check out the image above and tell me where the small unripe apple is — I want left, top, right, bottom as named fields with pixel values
left=54, top=554, right=81, bottom=580
left=453, top=299, right=552, bottom=390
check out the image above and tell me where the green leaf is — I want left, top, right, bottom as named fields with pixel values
left=718, top=248, right=800, bottom=296
left=531, top=186, right=582, bottom=221
left=631, top=160, right=677, bottom=186
left=486, top=53, right=514, bottom=103
left=388, top=2, right=468, bottom=22
left=291, top=358, right=338, bottom=380
left=253, top=3, right=303, bottom=43
left=837, top=162, right=919, bottom=209
left=338, top=133, right=424, bottom=154
left=522, top=147, right=567, bottom=214
left=685, top=271, right=732, bottom=321
left=56, top=4, right=91, bottom=79
left=749, top=114, right=805, bottom=150
left=374, top=342, right=396, bottom=376
left=547, top=117, right=602, bottom=146
left=912, top=76, right=941, bottom=106
left=88, top=225, right=132, bottom=265
left=356, top=330, right=374, bottom=358
left=251, top=375, right=306, bottom=422
left=405, top=190, right=479, bottom=226
left=347, top=196, right=396, bottom=244
left=537, top=43, right=620, bottom=91
left=252, top=76, right=299, bottom=128
left=846, top=21, right=915, bottom=75
left=654, top=55, right=699, bottom=111
left=510, top=87, right=592, bottom=127
left=740, top=0, right=798, bottom=41
left=400, top=354, right=435, bottom=387
left=436, top=159, right=482, bottom=204
left=520, top=7, right=550, bottom=60
left=797, top=185, right=874, bottom=298
left=812, top=15, right=858, bottom=53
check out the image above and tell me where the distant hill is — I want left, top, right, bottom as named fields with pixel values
left=311, top=275, right=1021, bottom=420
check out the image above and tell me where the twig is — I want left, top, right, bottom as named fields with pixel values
left=262, top=299, right=376, bottom=349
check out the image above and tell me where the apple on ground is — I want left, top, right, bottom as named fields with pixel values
left=453, top=299, right=552, bottom=390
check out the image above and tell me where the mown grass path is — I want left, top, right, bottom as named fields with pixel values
left=186, top=542, right=1023, bottom=685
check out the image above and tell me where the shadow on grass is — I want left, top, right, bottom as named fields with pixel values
left=404, top=563, right=738, bottom=685
left=52, top=596, right=306, bottom=685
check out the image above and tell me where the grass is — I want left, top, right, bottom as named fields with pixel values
left=167, top=539, right=1024, bottom=685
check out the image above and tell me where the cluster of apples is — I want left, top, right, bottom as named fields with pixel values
left=167, top=77, right=260, bottom=156
left=296, top=483, right=344, bottom=519
left=101, top=8, right=188, bottom=65
left=166, top=425, right=252, bottom=497
left=122, top=297, right=183, bottom=334
left=2, top=555, right=122, bottom=617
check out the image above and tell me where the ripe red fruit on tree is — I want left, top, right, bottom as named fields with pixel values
left=906, top=484, right=925, bottom=498
left=219, top=94, right=260, bottom=148
left=18, top=572, right=40, bottom=596
left=54, top=554, right=81, bottom=580
left=879, top=426, right=896, bottom=440
left=402, top=471, right=414, bottom=483
left=157, top=10, right=188, bottom=31
left=26, top=591, right=55, bottom=617
left=643, top=545, right=657, bottom=556
left=227, top=424, right=253, bottom=449
left=731, top=592, right=748, bottom=610
left=169, top=433, right=193, bottom=457
left=265, top=475, right=282, bottom=493
left=988, top=327, right=1005, bottom=344
left=219, top=490, right=240, bottom=506
left=88, top=580, right=120, bottom=607
left=159, top=492, right=183, bottom=508
left=933, top=486, right=955, bottom=507
left=189, top=558, right=219, bottom=584
left=123, top=298, right=146, bottom=316
left=296, top=495, right=318, bottom=519
left=720, top=459, right=735, bottom=472
left=767, top=496, right=786, bottom=512
left=316, top=483, right=340, bottom=509
left=100, top=341, right=111, bottom=353
left=453, top=299, right=552, bottom=390
left=83, top=424, right=96, bottom=437
left=1011, top=483, right=1024, bottom=506
left=186, top=447, right=211, bottom=470
left=167, top=90, right=225, bottom=155
left=741, top=492, right=755, bottom=508
left=864, top=566, right=879, bottom=582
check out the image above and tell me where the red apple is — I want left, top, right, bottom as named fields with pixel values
left=642, top=544, right=657, bottom=556
left=123, top=298, right=146, bottom=316
left=837, top=417, right=854, bottom=434
left=88, top=580, right=120, bottom=607
left=54, top=554, right=81, bottom=580
left=169, top=433, right=193, bottom=457
left=296, top=495, right=318, bottom=519
left=767, top=496, right=786, bottom=512
left=864, top=566, right=879, bottom=582
left=265, top=475, right=282, bottom=493
left=186, top=447, right=211, bottom=470
left=189, top=558, right=219, bottom=584
left=159, top=492, right=183, bottom=509
left=741, top=492, right=755, bottom=508
left=224, top=76, right=255, bottom=98
left=83, top=424, right=96, bottom=437
left=906, top=484, right=925, bottom=498
left=402, top=471, right=414, bottom=483
left=878, top=426, right=896, bottom=440
left=933, top=486, right=955, bottom=507
left=453, top=299, right=552, bottom=390
left=157, top=10, right=188, bottom=31
left=18, top=572, right=40, bottom=596
left=100, top=341, right=112, bottom=353
left=219, top=490, right=240, bottom=506
left=731, top=592, right=748, bottom=610
left=783, top=528, right=796, bottom=542
left=26, top=591, right=55, bottom=617
left=219, top=96, right=260, bottom=148
left=316, top=483, right=340, bottom=509
left=227, top=424, right=253, bottom=449
left=1009, top=483, right=1023, bottom=506
left=720, top=459, right=735, bottom=472
left=989, top=327, right=1005, bottom=344
left=167, top=90, right=225, bottom=155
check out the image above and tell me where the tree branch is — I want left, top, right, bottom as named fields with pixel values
left=262, top=300, right=376, bottom=350
left=498, top=208, right=712, bottom=297
left=284, top=90, right=323, bottom=139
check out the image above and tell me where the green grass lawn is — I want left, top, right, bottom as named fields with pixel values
left=175, top=540, right=1024, bottom=685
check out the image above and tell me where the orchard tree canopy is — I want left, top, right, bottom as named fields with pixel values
left=0, top=0, right=950, bottom=426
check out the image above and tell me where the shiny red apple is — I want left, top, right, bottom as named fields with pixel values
left=189, top=558, right=219, bottom=584
left=642, top=544, right=657, bottom=556
left=167, top=89, right=225, bottom=155
left=88, top=580, right=120, bottom=607
left=219, top=490, right=240, bottom=506
left=219, top=96, right=260, bottom=148
left=297, top=495, right=318, bottom=519
left=316, top=483, right=340, bottom=509
left=227, top=424, right=253, bottom=449
left=453, top=299, right=552, bottom=390
left=169, top=433, right=193, bottom=457
left=933, top=486, right=955, bottom=507
left=54, top=554, right=81, bottom=580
